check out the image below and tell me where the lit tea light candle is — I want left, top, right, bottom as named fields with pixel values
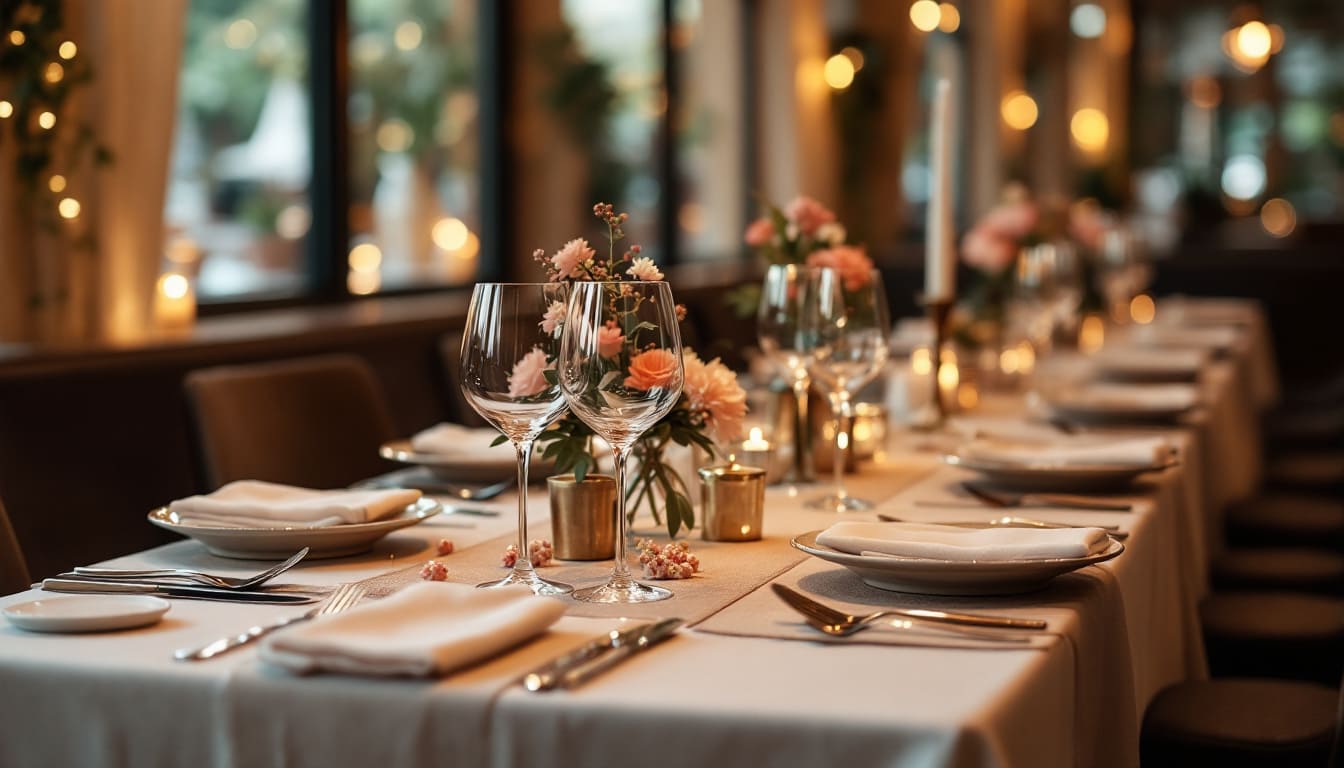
left=153, top=272, right=196, bottom=333
left=736, top=427, right=780, bottom=484
left=850, top=402, right=888, bottom=460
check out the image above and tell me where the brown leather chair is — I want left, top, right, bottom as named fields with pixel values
left=1, top=497, right=31, bottom=595
left=185, top=355, right=398, bottom=490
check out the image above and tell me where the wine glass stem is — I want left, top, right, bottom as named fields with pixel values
left=611, top=445, right=633, bottom=585
left=511, top=440, right=537, bottom=579
left=830, top=393, right=851, bottom=502
left=792, top=375, right=811, bottom=480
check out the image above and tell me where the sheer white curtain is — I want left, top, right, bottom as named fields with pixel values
left=0, top=0, right=185, bottom=344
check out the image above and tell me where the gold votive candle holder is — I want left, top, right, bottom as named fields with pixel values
left=547, top=474, right=616, bottom=560
left=697, top=463, right=766, bottom=542
left=849, top=402, right=889, bottom=460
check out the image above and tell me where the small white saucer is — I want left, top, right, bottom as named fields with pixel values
left=3, top=595, right=171, bottom=633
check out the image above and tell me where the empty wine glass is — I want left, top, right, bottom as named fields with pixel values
left=801, top=267, right=890, bottom=512
left=757, top=264, right=817, bottom=484
left=460, top=282, right=573, bottom=596
left=558, top=280, right=684, bottom=603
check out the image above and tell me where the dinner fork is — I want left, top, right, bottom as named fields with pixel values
left=73, top=547, right=309, bottom=590
left=174, top=582, right=367, bottom=661
left=771, top=585, right=1041, bottom=641
left=960, top=483, right=1133, bottom=511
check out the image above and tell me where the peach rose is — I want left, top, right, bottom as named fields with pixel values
left=960, top=227, right=1016, bottom=273
left=624, top=348, right=680, bottom=391
left=540, top=300, right=566, bottom=336
left=743, top=217, right=775, bottom=247
left=806, top=245, right=874, bottom=291
left=681, top=349, right=747, bottom=443
left=597, top=322, right=625, bottom=359
left=507, top=346, right=551, bottom=398
left=785, top=196, right=837, bottom=237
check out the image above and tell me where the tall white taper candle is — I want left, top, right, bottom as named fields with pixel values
left=924, top=78, right=956, bottom=302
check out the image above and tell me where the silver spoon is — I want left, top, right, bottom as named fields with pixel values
left=72, top=547, right=309, bottom=590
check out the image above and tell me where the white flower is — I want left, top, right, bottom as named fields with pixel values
left=625, top=256, right=664, bottom=281
left=816, top=221, right=847, bottom=246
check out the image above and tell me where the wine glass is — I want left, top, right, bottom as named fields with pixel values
left=460, top=282, right=573, bottom=596
left=558, top=280, right=684, bottom=603
left=757, top=264, right=817, bottom=484
left=1010, top=244, right=1061, bottom=354
left=801, top=267, right=890, bottom=512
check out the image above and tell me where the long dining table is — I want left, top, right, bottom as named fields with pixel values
left=0, top=297, right=1276, bottom=768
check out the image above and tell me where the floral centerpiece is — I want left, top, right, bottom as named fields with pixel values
left=523, top=203, right=748, bottom=538
left=954, top=195, right=1039, bottom=348
left=728, top=196, right=874, bottom=315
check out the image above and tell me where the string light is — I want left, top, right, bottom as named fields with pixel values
left=823, top=54, right=855, bottom=90
left=8, top=30, right=25, bottom=46
left=1001, top=91, right=1039, bottom=130
left=58, top=41, right=76, bottom=59
left=909, top=0, right=940, bottom=32
left=57, top=197, right=80, bottom=219
left=44, top=61, right=63, bottom=83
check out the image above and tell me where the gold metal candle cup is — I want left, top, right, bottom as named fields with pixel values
left=697, top=464, right=766, bottom=542
left=850, top=402, right=889, bottom=460
left=547, top=474, right=616, bottom=560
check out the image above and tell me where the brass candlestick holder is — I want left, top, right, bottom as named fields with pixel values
left=911, top=297, right=953, bottom=431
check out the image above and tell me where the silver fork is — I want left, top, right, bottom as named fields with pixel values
left=771, top=584, right=1043, bottom=641
left=75, top=547, right=309, bottom=590
left=174, top=582, right=367, bottom=661
left=878, top=513, right=1126, bottom=538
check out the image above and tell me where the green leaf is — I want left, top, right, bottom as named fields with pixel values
left=542, top=368, right=559, bottom=385
left=489, top=435, right=508, bottom=447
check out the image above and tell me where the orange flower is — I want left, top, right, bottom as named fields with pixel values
left=624, top=348, right=680, bottom=391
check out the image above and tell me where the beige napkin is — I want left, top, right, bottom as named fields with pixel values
left=410, top=423, right=511, bottom=457
left=1095, top=347, right=1207, bottom=374
left=169, top=480, right=421, bottom=528
left=960, top=436, right=1175, bottom=467
left=817, top=521, right=1111, bottom=561
left=1055, top=383, right=1198, bottom=411
left=259, top=582, right=567, bottom=677
left=1131, top=325, right=1241, bottom=352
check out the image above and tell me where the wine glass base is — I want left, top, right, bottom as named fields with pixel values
left=477, top=569, right=573, bottom=596
left=804, top=494, right=874, bottom=513
left=572, top=579, right=672, bottom=604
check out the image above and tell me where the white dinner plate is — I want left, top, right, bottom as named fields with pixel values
left=147, top=498, right=441, bottom=560
left=791, top=530, right=1124, bottom=596
left=4, top=595, right=171, bottom=633
left=942, top=452, right=1178, bottom=492
left=1044, top=390, right=1198, bottom=425
left=379, top=439, right=549, bottom=483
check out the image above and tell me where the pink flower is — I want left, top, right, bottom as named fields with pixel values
left=624, top=348, right=680, bottom=390
left=681, top=349, right=748, bottom=443
left=806, top=245, right=874, bottom=291
left=785, top=196, right=836, bottom=237
left=743, top=217, right=775, bottom=247
left=625, top=256, right=664, bottom=281
left=960, top=227, right=1017, bottom=273
left=597, top=321, right=625, bottom=359
left=981, top=201, right=1039, bottom=240
left=540, top=300, right=566, bottom=336
left=550, top=238, right=595, bottom=281
left=506, top=346, right=550, bottom=398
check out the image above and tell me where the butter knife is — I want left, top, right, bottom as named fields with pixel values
left=523, top=622, right=655, bottom=692
left=39, top=578, right=316, bottom=604
left=555, top=618, right=684, bottom=690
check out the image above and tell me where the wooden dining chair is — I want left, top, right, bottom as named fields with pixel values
left=184, top=354, right=398, bottom=490
left=0, top=497, right=31, bottom=595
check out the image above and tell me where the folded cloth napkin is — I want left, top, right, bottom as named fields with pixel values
left=960, top=436, right=1175, bottom=467
left=410, top=423, right=510, bottom=457
left=817, top=521, right=1111, bottom=561
left=1055, top=383, right=1199, bottom=411
left=1131, top=325, right=1241, bottom=352
left=1095, top=347, right=1207, bottom=374
left=169, top=480, right=421, bottom=528
left=259, top=582, right=567, bottom=677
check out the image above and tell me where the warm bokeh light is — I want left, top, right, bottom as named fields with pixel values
left=431, top=217, right=470, bottom=251
left=1187, top=75, right=1221, bottom=109
left=348, top=242, right=383, bottom=273
left=1129, top=294, right=1156, bottom=325
left=347, top=270, right=381, bottom=296
left=1260, top=198, right=1297, bottom=238
left=678, top=202, right=705, bottom=234
left=1236, top=21, right=1272, bottom=59
left=957, top=383, right=979, bottom=410
left=840, top=46, right=864, bottom=71
left=48, top=174, right=66, bottom=193
left=937, top=359, right=959, bottom=394
left=37, top=111, right=55, bottom=130
left=1268, top=23, right=1284, bottom=54
left=8, top=30, right=25, bottom=46
left=224, top=18, right=258, bottom=49
left=1079, top=314, right=1105, bottom=355
left=999, top=348, right=1021, bottom=375
left=937, top=3, right=960, bottom=33
left=1015, top=341, right=1036, bottom=376
left=275, top=205, right=311, bottom=240
left=58, top=41, right=77, bottom=60
left=0, top=101, right=12, bottom=119
left=911, top=347, right=933, bottom=376
left=44, top=62, right=64, bottom=83
left=57, top=197, right=80, bottom=219
left=161, top=273, right=190, bottom=300
left=823, top=54, right=855, bottom=90
left=909, top=0, right=941, bottom=32
left=376, top=119, right=413, bottom=153
left=1001, top=91, right=1038, bottom=130
left=394, top=21, right=423, bottom=51
left=1071, top=108, right=1109, bottom=153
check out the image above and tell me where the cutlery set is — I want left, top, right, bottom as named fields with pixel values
left=522, top=618, right=684, bottom=691
left=175, top=582, right=368, bottom=661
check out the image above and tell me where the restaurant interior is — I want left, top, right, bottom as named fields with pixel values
left=0, top=0, right=1342, bottom=765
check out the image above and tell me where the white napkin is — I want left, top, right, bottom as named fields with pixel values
left=959, top=436, right=1175, bottom=467
left=1055, top=383, right=1199, bottom=411
left=1095, top=347, right=1207, bottom=374
left=410, top=423, right=510, bottom=457
left=817, top=521, right=1111, bottom=561
left=1130, top=325, right=1241, bottom=352
left=169, top=480, right=421, bottom=528
left=259, top=582, right=567, bottom=677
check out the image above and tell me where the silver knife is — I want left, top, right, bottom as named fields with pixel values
left=554, top=618, right=684, bottom=690
left=39, top=578, right=317, bottom=604
left=522, top=621, right=655, bottom=692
